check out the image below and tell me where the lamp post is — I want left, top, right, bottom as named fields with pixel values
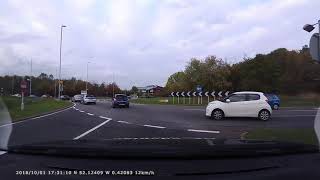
left=303, top=20, right=320, bottom=61
left=58, top=25, right=66, bottom=99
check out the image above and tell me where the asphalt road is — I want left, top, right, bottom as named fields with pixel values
left=0, top=101, right=318, bottom=147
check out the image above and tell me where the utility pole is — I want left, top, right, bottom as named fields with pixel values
left=86, top=62, right=89, bottom=93
left=58, top=25, right=66, bottom=99
left=54, top=68, right=57, bottom=98
left=30, top=59, right=32, bottom=96
left=112, top=73, right=115, bottom=98
left=11, top=74, right=14, bottom=95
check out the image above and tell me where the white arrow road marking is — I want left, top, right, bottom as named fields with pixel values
left=73, top=118, right=112, bottom=140
left=143, top=125, right=166, bottom=129
left=117, top=120, right=131, bottom=124
left=187, top=129, right=220, bottom=134
left=87, top=113, right=94, bottom=116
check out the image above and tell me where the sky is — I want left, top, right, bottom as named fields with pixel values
left=0, top=0, right=319, bottom=89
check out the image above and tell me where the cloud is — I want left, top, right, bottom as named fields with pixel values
left=0, top=0, right=319, bottom=88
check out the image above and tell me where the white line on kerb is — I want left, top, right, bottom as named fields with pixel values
left=143, top=125, right=166, bottom=129
left=184, top=109, right=205, bottom=111
left=187, top=129, right=220, bottom=134
left=117, top=120, right=131, bottom=124
left=0, top=106, right=73, bottom=128
left=87, top=113, right=94, bottom=116
left=73, top=118, right=112, bottom=140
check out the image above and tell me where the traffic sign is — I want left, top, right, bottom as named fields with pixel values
left=199, top=92, right=203, bottom=97
left=225, top=91, right=230, bottom=96
left=171, top=92, right=174, bottom=96
left=187, top=91, right=191, bottom=97
left=205, top=91, right=209, bottom=97
left=310, top=33, right=320, bottom=61
left=211, top=91, right=215, bottom=97
left=20, top=81, right=27, bottom=89
left=196, top=85, right=202, bottom=92
left=176, top=92, right=180, bottom=97
left=218, top=91, right=223, bottom=97
left=193, top=92, right=197, bottom=96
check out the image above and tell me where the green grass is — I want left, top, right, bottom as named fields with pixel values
left=130, top=97, right=214, bottom=106
left=131, top=94, right=320, bottom=107
left=0, top=96, right=72, bottom=122
left=280, top=94, right=320, bottom=107
left=244, top=128, right=319, bottom=145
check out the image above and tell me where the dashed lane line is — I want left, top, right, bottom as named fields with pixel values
left=99, top=116, right=110, bottom=120
left=73, top=118, right=112, bottom=140
left=187, top=129, right=220, bottom=134
left=143, top=124, right=166, bottom=129
left=117, top=120, right=131, bottom=124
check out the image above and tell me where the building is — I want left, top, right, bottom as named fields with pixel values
left=137, top=85, right=164, bottom=97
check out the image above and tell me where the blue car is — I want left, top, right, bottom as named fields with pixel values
left=264, top=94, right=280, bottom=110
left=112, top=94, right=130, bottom=108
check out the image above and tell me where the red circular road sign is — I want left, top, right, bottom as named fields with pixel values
left=20, top=81, right=27, bottom=89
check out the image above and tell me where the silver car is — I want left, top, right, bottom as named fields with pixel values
left=72, top=94, right=83, bottom=102
left=81, top=94, right=97, bottom=105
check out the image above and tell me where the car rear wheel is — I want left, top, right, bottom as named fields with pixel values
left=259, top=110, right=270, bottom=121
left=273, top=104, right=279, bottom=110
left=211, top=109, right=224, bottom=120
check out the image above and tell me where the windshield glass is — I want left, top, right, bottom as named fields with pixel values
left=0, top=0, right=319, bottom=163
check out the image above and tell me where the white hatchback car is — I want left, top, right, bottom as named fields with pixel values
left=206, top=91, right=272, bottom=121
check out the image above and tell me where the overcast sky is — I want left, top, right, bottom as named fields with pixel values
left=0, top=0, right=319, bottom=89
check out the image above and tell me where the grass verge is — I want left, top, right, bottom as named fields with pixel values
left=0, top=96, right=72, bottom=122
left=244, top=128, right=319, bottom=145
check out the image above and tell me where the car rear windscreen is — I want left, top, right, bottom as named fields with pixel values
left=116, top=95, right=128, bottom=101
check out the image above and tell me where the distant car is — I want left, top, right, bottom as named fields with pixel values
left=81, top=94, right=96, bottom=105
left=206, top=91, right=272, bottom=121
left=72, top=94, right=83, bottom=102
left=12, top=94, right=21, bottom=97
left=264, top=94, right=280, bottom=110
left=60, top=95, right=70, bottom=100
left=112, top=94, right=129, bottom=108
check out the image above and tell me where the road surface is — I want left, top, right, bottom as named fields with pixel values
left=0, top=101, right=317, bottom=146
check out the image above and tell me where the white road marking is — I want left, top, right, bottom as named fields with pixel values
left=274, top=115, right=315, bottom=117
left=0, top=151, right=7, bottom=156
left=117, top=120, right=131, bottom=124
left=79, top=110, right=85, bottom=113
left=106, top=137, right=216, bottom=140
left=184, top=109, right=205, bottom=111
left=143, top=125, right=166, bottom=129
left=187, top=129, right=220, bottom=134
left=99, top=116, right=110, bottom=120
left=74, top=108, right=79, bottom=111
left=73, top=118, right=112, bottom=140
left=206, top=139, right=215, bottom=146
left=0, top=106, right=73, bottom=128
left=87, top=113, right=94, bottom=116
left=287, top=110, right=317, bottom=112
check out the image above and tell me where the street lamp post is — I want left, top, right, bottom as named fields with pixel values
left=29, top=59, right=32, bottom=96
left=303, top=19, right=320, bottom=61
left=58, top=25, right=66, bottom=99
left=86, top=62, right=90, bottom=93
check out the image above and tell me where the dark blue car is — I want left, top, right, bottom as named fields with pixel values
left=264, top=94, right=280, bottom=110
left=112, top=94, right=130, bottom=108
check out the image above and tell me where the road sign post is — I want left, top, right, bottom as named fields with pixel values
left=171, top=92, right=175, bottom=104
left=20, top=80, right=27, bottom=111
left=176, top=92, right=180, bottom=104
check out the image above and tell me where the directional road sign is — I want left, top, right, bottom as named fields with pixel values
left=193, top=92, right=197, bottom=96
left=205, top=91, right=209, bottom=97
left=199, top=92, right=203, bottom=97
left=181, top=92, right=185, bottom=97
left=176, top=92, right=180, bottom=97
left=211, top=91, right=215, bottom=97
left=218, top=91, right=223, bottom=97
left=187, top=91, right=191, bottom=97
left=171, top=92, right=174, bottom=96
